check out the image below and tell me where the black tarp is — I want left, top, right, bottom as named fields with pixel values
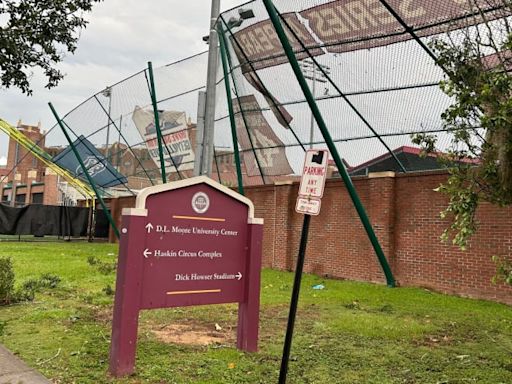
left=0, top=203, right=89, bottom=236
left=94, top=209, right=110, bottom=238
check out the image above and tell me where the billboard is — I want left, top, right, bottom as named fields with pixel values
left=231, top=0, right=509, bottom=70
left=232, top=95, right=294, bottom=176
left=132, top=106, right=195, bottom=173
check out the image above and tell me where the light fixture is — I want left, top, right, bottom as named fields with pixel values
left=225, top=7, right=255, bottom=30
left=238, top=8, right=255, bottom=20
left=227, top=16, right=243, bottom=28
left=102, top=86, right=112, bottom=98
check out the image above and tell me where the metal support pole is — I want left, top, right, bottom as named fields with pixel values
left=309, top=67, right=316, bottom=149
left=220, top=14, right=306, bottom=153
left=117, top=114, right=122, bottom=170
left=262, top=0, right=395, bottom=287
left=218, top=28, right=244, bottom=194
left=219, top=23, right=267, bottom=185
left=279, top=214, right=311, bottom=384
left=147, top=62, right=168, bottom=183
left=213, top=147, right=223, bottom=185
left=48, top=102, right=120, bottom=240
left=106, top=89, right=112, bottom=161
left=194, top=91, right=206, bottom=176
left=203, top=0, right=221, bottom=177
left=93, top=96, right=155, bottom=186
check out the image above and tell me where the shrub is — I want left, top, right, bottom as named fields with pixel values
left=0, top=257, right=15, bottom=304
left=87, top=255, right=116, bottom=275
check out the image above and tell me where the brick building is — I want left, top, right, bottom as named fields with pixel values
left=0, top=121, right=62, bottom=206
left=1, top=119, right=295, bottom=206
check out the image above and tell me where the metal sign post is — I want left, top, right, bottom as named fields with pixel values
left=279, top=149, right=329, bottom=384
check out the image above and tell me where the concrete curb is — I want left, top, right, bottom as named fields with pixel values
left=0, top=345, right=50, bottom=384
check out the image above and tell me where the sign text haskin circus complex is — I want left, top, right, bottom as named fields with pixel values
left=109, top=176, right=264, bottom=376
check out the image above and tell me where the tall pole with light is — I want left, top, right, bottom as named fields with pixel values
left=198, top=3, right=255, bottom=177
left=102, top=86, right=112, bottom=161
left=201, top=0, right=221, bottom=177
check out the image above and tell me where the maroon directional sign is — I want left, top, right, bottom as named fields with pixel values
left=109, top=176, right=264, bottom=377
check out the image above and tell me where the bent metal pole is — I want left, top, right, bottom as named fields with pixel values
left=261, top=0, right=395, bottom=287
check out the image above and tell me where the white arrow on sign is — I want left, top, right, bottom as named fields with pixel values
left=236, top=272, right=242, bottom=280
left=143, top=249, right=152, bottom=258
left=145, top=223, right=154, bottom=233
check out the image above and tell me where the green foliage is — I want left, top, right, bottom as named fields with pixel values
left=412, top=2, right=512, bottom=284
left=102, top=284, right=114, bottom=296
left=1, top=243, right=512, bottom=383
left=87, top=255, right=116, bottom=275
left=0, top=0, right=101, bottom=94
left=492, top=255, right=512, bottom=285
left=0, top=257, right=15, bottom=304
left=0, top=257, right=61, bottom=304
left=22, top=273, right=61, bottom=291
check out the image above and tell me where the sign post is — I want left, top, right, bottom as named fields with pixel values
left=279, top=149, right=329, bottom=384
left=109, top=176, right=263, bottom=377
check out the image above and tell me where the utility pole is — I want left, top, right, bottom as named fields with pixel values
left=102, top=87, right=112, bottom=161
left=201, top=0, right=221, bottom=177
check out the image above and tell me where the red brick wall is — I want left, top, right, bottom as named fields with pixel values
left=42, top=172, right=59, bottom=205
left=108, top=171, right=512, bottom=304
left=393, top=171, right=512, bottom=304
left=244, top=171, right=512, bottom=304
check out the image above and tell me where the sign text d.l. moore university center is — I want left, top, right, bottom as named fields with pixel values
left=109, top=176, right=264, bottom=376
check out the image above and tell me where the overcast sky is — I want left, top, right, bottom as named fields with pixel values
left=0, top=0, right=243, bottom=160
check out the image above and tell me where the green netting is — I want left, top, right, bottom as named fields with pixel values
left=6, top=0, right=510, bottom=198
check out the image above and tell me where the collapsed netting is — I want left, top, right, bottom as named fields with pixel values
left=42, top=52, right=210, bottom=196
left=10, top=0, right=510, bottom=197
left=215, top=0, right=512, bottom=182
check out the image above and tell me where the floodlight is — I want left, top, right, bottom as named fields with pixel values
left=238, top=8, right=255, bottom=20
left=227, top=16, right=243, bottom=28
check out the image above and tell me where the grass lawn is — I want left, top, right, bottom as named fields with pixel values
left=0, top=242, right=511, bottom=383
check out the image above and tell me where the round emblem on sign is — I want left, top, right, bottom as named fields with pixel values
left=192, top=192, right=210, bottom=214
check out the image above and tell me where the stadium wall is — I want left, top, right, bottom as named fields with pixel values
left=108, top=170, right=512, bottom=304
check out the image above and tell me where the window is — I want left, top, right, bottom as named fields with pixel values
left=15, top=194, right=26, bottom=206
left=31, top=193, right=44, bottom=204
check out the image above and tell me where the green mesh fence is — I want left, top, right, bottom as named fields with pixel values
left=8, top=0, right=510, bottom=198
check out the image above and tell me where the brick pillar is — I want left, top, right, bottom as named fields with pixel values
left=367, top=172, right=396, bottom=282
left=107, top=198, right=118, bottom=244
left=273, top=181, right=295, bottom=271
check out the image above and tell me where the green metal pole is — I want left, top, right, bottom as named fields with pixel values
left=219, top=23, right=266, bottom=185
left=262, top=0, right=395, bottom=287
left=218, top=26, right=244, bottom=195
left=147, top=61, right=168, bottom=183
left=49, top=102, right=120, bottom=240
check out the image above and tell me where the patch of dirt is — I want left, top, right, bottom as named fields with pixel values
left=91, top=307, right=113, bottom=324
left=415, top=334, right=454, bottom=347
left=152, top=323, right=233, bottom=346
